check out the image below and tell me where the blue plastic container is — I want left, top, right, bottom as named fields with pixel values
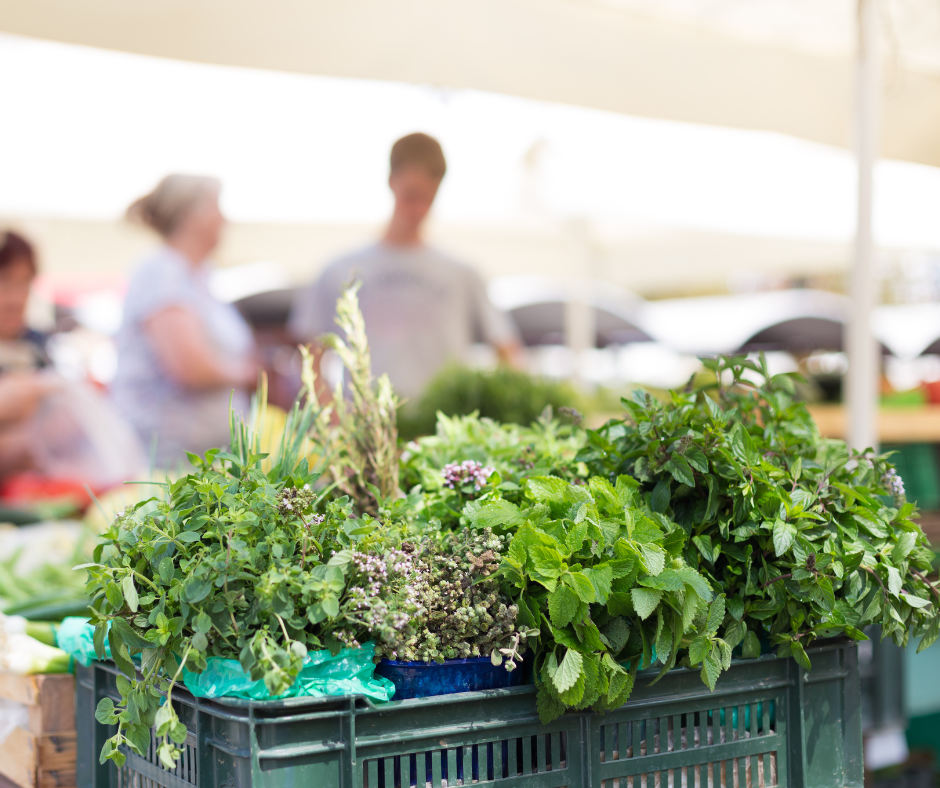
left=376, top=656, right=528, bottom=700
left=374, top=657, right=531, bottom=786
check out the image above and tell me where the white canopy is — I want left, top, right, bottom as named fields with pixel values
left=2, top=0, right=922, bottom=450
left=2, top=0, right=940, bottom=165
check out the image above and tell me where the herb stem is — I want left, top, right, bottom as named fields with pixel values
left=130, top=568, right=162, bottom=593
left=275, top=613, right=291, bottom=643
left=862, top=566, right=889, bottom=600
left=761, top=573, right=792, bottom=589
left=912, top=569, right=940, bottom=603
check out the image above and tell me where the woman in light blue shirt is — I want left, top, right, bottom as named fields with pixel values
left=112, top=175, right=257, bottom=468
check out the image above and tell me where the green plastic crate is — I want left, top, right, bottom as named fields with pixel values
left=75, top=641, right=861, bottom=787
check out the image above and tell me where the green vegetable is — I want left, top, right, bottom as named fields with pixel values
left=397, top=410, right=585, bottom=530
left=397, top=364, right=582, bottom=440
left=479, top=474, right=715, bottom=721
left=0, top=633, right=71, bottom=674
left=4, top=598, right=91, bottom=622
left=84, top=332, right=408, bottom=770
left=84, top=296, right=940, bottom=771
left=0, top=613, right=58, bottom=647
left=579, top=354, right=940, bottom=663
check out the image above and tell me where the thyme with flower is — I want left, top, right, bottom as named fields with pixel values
left=335, top=528, right=536, bottom=668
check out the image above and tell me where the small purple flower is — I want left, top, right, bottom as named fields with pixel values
left=882, top=468, right=905, bottom=500
left=442, top=460, right=494, bottom=492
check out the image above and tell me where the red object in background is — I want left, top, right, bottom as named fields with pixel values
left=0, top=474, right=96, bottom=511
left=32, top=272, right=126, bottom=309
left=925, top=381, right=940, bottom=405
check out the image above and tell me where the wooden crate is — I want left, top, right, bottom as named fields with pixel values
left=0, top=673, right=76, bottom=788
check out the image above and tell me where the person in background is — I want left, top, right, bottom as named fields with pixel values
left=288, top=133, right=521, bottom=399
left=111, top=174, right=257, bottom=468
left=0, top=231, right=60, bottom=477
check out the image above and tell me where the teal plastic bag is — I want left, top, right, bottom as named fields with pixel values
left=55, top=617, right=110, bottom=667
left=182, top=642, right=394, bottom=703
left=55, top=617, right=392, bottom=703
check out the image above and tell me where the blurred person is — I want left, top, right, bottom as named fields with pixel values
left=112, top=174, right=257, bottom=468
left=289, top=133, right=521, bottom=399
left=0, top=231, right=61, bottom=477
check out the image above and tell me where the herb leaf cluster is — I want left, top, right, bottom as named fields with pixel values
left=87, top=305, right=940, bottom=761
left=472, top=474, right=718, bottom=722
left=579, top=355, right=940, bottom=668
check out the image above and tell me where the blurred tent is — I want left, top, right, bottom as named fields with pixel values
left=738, top=318, right=850, bottom=354
left=875, top=303, right=940, bottom=358
left=489, top=276, right=651, bottom=347
left=2, top=0, right=940, bottom=165
left=507, top=304, right=651, bottom=348
left=0, top=0, right=919, bottom=448
left=639, top=289, right=853, bottom=355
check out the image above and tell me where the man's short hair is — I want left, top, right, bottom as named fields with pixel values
left=390, top=133, right=447, bottom=181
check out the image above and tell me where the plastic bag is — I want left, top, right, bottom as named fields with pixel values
left=55, top=617, right=393, bottom=703
left=55, top=616, right=109, bottom=667
left=182, top=642, right=394, bottom=703
left=29, top=382, right=147, bottom=490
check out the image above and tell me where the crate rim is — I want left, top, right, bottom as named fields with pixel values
left=87, top=636, right=853, bottom=713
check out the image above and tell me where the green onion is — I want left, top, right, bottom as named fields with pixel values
left=0, top=633, right=71, bottom=674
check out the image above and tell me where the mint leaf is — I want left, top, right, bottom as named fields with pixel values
left=603, top=617, right=630, bottom=653
left=649, top=479, right=670, bottom=513
left=584, top=565, right=613, bottom=603
left=701, top=650, right=722, bottom=691
left=631, top=587, right=662, bottom=620
left=95, top=697, right=117, bottom=725
left=566, top=519, right=589, bottom=553
left=887, top=566, right=903, bottom=597
left=772, top=519, right=796, bottom=556
left=688, top=635, right=709, bottom=666
left=566, top=572, right=597, bottom=604
left=705, top=596, right=725, bottom=636
left=548, top=585, right=580, bottom=628
left=636, top=544, right=666, bottom=576
left=790, top=641, right=812, bottom=670
left=536, top=683, right=566, bottom=723
left=464, top=499, right=525, bottom=531
left=121, top=575, right=139, bottom=613
left=666, top=455, right=695, bottom=487
left=742, top=631, right=761, bottom=659
left=182, top=578, right=212, bottom=604
left=553, top=648, right=584, bottom=694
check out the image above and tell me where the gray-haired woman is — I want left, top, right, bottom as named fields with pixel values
left=112, top=175, right=257, bottom=468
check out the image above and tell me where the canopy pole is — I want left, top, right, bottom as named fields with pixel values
left=564, top=218, right=597, bottom=387
left=846, top=0, right=880, bottom=453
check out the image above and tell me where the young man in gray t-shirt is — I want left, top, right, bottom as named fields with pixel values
left=289, top=133, right=521, bottom=399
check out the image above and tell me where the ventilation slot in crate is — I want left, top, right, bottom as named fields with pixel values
left=365, top=731, right=570, bottom=787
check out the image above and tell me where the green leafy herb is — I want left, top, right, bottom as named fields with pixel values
left=490, top=474, right=713, bottom=721
left=580, top=354, right=940, bottom=663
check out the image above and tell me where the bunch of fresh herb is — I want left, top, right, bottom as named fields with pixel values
left=579, top=354, right=940, bottom=666
left=335, top=527, right=534, bottom=668
left=396, top=363, right=583, bottom=440
left=83, top=388, right=387, bottom=769
left=398, top=411, right=586, bottom=530
left=304, top=284, right=400, bottom=513
left=401, top=411, right=584, bottom=492
left=469, top=474, right=715, bottom=722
